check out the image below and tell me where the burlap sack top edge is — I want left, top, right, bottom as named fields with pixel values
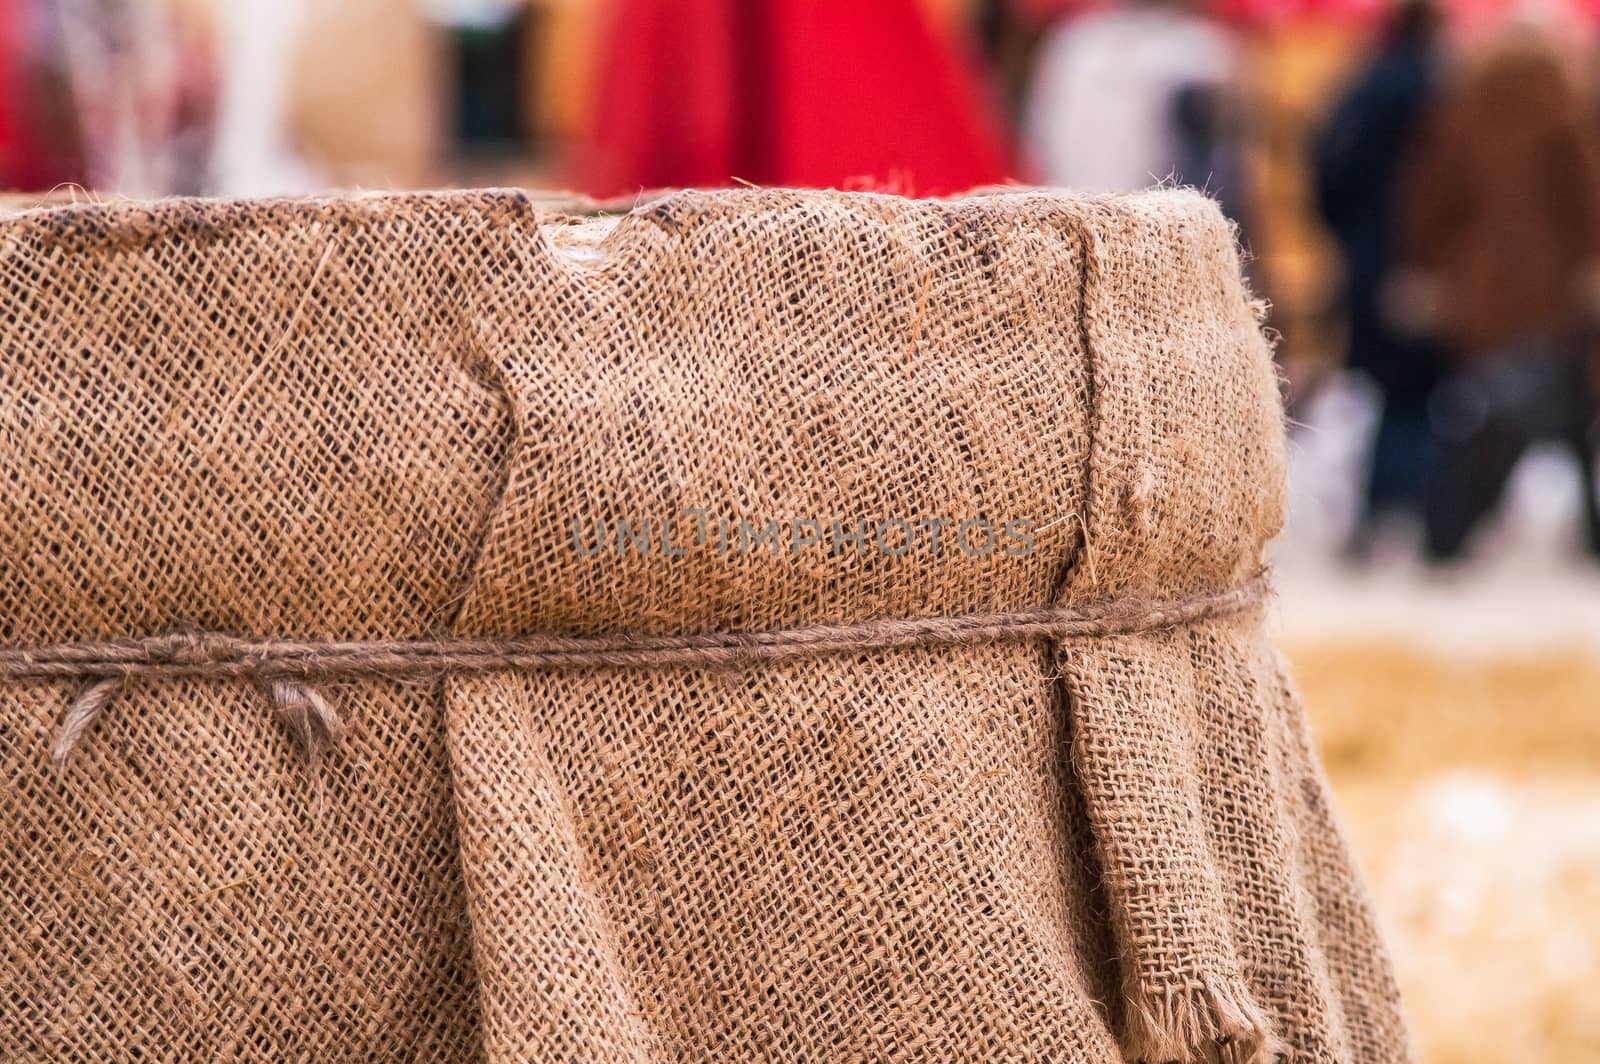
left=0, top=185, right=1281, bottom=642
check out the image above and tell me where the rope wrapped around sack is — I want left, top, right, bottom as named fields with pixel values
left=15, top=571, right=1269, bottom=767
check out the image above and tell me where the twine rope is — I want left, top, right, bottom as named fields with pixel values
left=28, top=572, right=1268, bottom=766
left=12, top=573, right=1268, bottom=682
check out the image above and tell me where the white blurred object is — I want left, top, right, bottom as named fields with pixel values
left=208, top=0, right=322, bottom=196
left=1282, top=371, right=1379, bottom=557
left=1022, top=6, right=1235, bottom=193
left=1488, top=442, right=1593, bottom=559
left=419, top=0, right=525, bottom=30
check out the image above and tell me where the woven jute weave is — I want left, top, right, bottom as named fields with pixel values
left=0, top=187, right=1410, bottom=1063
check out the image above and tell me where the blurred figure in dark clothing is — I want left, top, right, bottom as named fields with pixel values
left=1312, top=0, right=1442, bottom=558
left=1173, top=81, right=1250, bottom=237
left=1400, top=27, right=1600, bottom=562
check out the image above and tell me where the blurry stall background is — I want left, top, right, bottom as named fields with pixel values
left=3, top=2, right=1599, bottom=1061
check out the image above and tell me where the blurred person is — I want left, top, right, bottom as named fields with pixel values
left=46, top=0, right=215, bottom=195
left=1020, top=0, right=1249, bottom=223
left=1312, top=0, right=1444, bottom=559
left=1398, top=26, right=1600, bottom=562
left=582, top=0, right=1011, bottom=198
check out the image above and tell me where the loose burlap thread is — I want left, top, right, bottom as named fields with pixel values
left=0, top=187, right=1410, bottom=1063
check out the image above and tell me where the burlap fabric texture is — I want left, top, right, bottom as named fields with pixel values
left=0, top=187, right=1410, bottom=1063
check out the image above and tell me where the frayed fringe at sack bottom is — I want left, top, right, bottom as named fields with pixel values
left=1121, top=974, right=1278, bottom=1064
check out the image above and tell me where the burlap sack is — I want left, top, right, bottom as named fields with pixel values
left=0, top=187, right=1410, bottom=1063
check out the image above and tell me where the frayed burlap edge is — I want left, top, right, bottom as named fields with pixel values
left=1122, top=973, right=1279, bottom=1064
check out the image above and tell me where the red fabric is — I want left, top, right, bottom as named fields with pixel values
left=0, top=0, right=21, bottom=188
left=582, top=0, right=1012, bottom=198
left=1011, top=0, right=1381, bottom=25
left=583, top=0, right=739, bottom=196
left=0, top=0, right=86, bottom=192
left=1013, top=0, right=1600, bottom=27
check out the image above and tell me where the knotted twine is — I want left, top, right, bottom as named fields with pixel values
left=21, top=571, right=1269, bottom=768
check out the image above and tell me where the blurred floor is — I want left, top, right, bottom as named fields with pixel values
left=1329, top=768, right=1600, bottom=1064
left=1275, top=375, right=1600, bottom=1064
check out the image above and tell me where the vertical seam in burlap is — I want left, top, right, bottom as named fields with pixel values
left=445, top=327, right=521, bottom=637
left=437, top=212, right=662, bottom=1059
left=440, top=269, right=522, bottom=1057
left=1047, top=207, right=1118, bottom=1045
left=1057, top=200, right=1277, bottom=1064
left=1056, top=209, right=1102, bottom=604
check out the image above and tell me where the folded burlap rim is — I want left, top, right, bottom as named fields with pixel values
left=11, top=570, right=1269, bottom=767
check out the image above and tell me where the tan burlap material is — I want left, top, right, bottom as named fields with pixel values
left=0, top=187, right=1410, bottom=1062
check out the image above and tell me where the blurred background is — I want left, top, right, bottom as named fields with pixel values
left=2, top=1, right=1598, bottom=1059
